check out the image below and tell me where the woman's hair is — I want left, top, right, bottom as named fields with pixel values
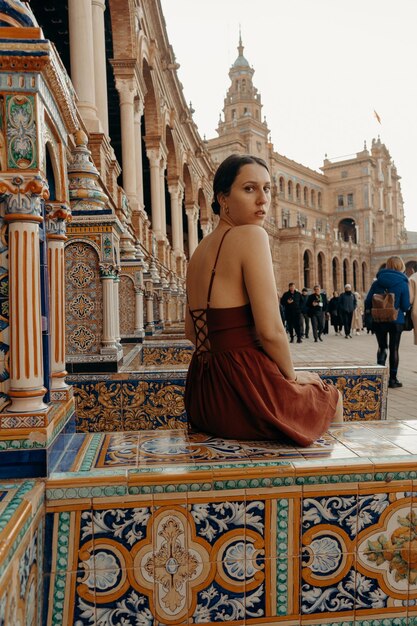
left=386, top=255, right=405, bottom=272
left=211, top=154, right=269, bottom=215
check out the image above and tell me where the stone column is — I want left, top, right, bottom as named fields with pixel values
left=2, top=177, right=49, bottom=412
left=115, top=77, right=137, bottom=210
left=68, top=0, right=100, bottom=131
left=99, top=264, right=117, bottom=352
left=168, top=181, right=184, bottom=255
left=165, top=292, right=172, bottom=326
left=201, top=220, right=213, bottom=237
left=159, top=156, right=167, bottom=238
left=92, top=0, right=108, bottom=135
left=134, top=288, right=145, bottom=337
left=46, top=204, right=70, bottom=393
left=146, top=147, right=162, bottom=238
left=134, top=98, right=145, bottom=210
left=145, top=289, right=154, bottom=334
left=157, top=292, right=165, bottom=328
left=113, top=270, right=122, bottom=348
left=186, top=205, right=199, bottom=257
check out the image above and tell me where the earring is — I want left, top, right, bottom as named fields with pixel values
left=224, top=205, right=229, bottom=214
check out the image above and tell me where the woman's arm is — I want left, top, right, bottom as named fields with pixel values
left=240, top=226, right=297, bottom=381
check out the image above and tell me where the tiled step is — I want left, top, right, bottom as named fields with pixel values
left=67, top=364, right=388, bottom=433
left=41, top=420, right=417, bottom=625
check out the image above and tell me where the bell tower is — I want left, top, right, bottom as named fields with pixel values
left=207, top=34, right=270, bottom=164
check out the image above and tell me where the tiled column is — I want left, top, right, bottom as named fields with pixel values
left=92, top=0, right=108, bottom=134
left=68, top=0, right=100, bottom=131
left=165, top=292, right=172, bottom=326
left=186, top=205, right=199, bottom=258
left=146, top=147, right=162, bottom=238
left=134, top=288, right=144, bottom=337
left=115, top=77, right=137, bottom=210
left=46, top=204, right=70, bottom=393
left=3, top=178, right=48, bottom=412
left=157, top=290, right=165, bottom=328
left=167, top=180, right=184, bottom=255
left=99, top=264, right=117, bottom=352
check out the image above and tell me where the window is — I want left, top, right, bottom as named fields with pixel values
left=304, top=187, right=308, bottom=205
left=341, top=170, right=348, bottom=178
left=318, top=192, right=322, bottom=208
left=311, top=189, right=315, bottom=206
left=296, top=184, right=301, bottom=200
left=347, top=193, right=354, bottom=206
left=288, top=181, right=293, bottom=197
left=281, top=208, right=290, bottom=228
left=316, top=219, right=323, bottom=232
left=279, top=177, right=284, bottom=193
left=338, top=194, right=344, bottom=207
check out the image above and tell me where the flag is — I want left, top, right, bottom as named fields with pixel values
left=373, top=110, right=381, bottom=124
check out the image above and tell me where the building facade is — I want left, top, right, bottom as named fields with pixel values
left=208, top=37, right=417, bottom=294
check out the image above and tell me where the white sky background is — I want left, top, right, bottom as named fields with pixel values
left=160, top=0, right=417, bottom=231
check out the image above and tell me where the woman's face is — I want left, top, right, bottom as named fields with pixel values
left=220, top=163, right=271, bottom=226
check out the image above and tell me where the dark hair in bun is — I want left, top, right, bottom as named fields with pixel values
left=211, top=154, right=269, bottom=215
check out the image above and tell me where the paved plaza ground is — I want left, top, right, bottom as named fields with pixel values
left=289, top=326, right=417, bottom=421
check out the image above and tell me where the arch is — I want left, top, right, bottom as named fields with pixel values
left=45, top=142, right=58, bottom=201
left=338, top=218, right=357, bottom=243
left=296, top=183, right=301, bottom=201
left=108, top=0, right=136, bottom=59
left=362, top=261, right=367, bottom=291
left=303, top=249, right=313, bottom=289
left=165, top=126, right=180, bottom=179
left=182, top=162, right=194, bottom=206
left=317, top=252, right=325, bottom=288
left=332, top=257, right=339, bottom=292
left=318, top=191, right=322, bottom=208
left=288, top=180, right=293, bottom=198
left=343, top=258, right=349, bottom=286
left=142, top=59, right=162, bottom=137
left=198, top=188, right=209, bottom=225
left=64, top=237, right=101, bottom=259
left=311, top=189, right=315, bottom=207
left=303, top=186, right=308, bottom=205
left=119, top=274, right=136, bottom=336
left=279, top=176, right=285, bottom=194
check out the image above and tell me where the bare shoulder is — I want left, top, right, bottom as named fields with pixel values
left=230, top=225, right=269, bottom=248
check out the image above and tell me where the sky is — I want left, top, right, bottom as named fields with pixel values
left=161, top=0, right=417, bottom=232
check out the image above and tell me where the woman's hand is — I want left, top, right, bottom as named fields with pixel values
left=293, top=371, right=325, bottom=386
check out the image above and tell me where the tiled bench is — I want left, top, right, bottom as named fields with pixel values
left=68, top=364, right=388, bottom=432
left=41, top=420, right=417, bottom=625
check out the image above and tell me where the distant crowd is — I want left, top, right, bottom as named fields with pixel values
left=279, top=282, right=363, bottom=343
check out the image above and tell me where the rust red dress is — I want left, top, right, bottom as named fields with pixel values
left=185, top=230, right=339, bottom=446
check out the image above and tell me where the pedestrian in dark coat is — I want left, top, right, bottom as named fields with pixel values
left=328, top=291, right=343, bottom=335
left=281, top=282, right=302, bottom=343
left=338, top=284, right=357, bottom=338
left=300, top=288, right=310, bottom=339
left=307, top=285, right=327, bottom=342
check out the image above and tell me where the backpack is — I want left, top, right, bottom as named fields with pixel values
left=371, top=290, right=398, bottom=322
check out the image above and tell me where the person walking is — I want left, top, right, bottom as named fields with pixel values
left=365, top=256, right=410, bottom=388
left=408, top=261, right=417, bottom=345
left=307, top=285, right=327, bottom=342
left=328, top=291, right=343, bottom=335
left=300, top=287, right=310, bottom=339
left=352, top=292, right=364, bottom=335
left=281, top=282, right=303, bottom=343
left=338, top=284, right=357, bottom=338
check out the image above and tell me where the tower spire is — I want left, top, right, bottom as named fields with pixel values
left=238, top=25, right=244, bottom=57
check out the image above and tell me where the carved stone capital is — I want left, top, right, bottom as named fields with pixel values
left=0, top=174, right=49, bottom=218
left=99, top=263, right=118, bottom=279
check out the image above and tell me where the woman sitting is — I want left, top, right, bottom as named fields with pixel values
left=185, top=154, right=342, bottom=446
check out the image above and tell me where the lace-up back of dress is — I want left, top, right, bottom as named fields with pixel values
left=188, top=229, right=231, bottom=357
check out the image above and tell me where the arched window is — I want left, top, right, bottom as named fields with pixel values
left=338, top=218, right=357, bottom=243
left=279, top=177, right=284, bottom=193
left=353, top=260, right=359, bottom=291
left=311, top=190, right=315, bottom=206
left=288, top=180, right=293, bottom=197
left=318, top=191, right=322, bottom=208
left=362, top=262, right=367, bottom=291
left=332, top=257, right=339, bottom=292
left=303, top=250, right=312, bottom=288
left=317, top=252, right=325, bottom=288
left=343, top=259, right=349, bottom=286
left=296, top=183, right=301, bottom=201
left=304, top=186, right=308, bottom=205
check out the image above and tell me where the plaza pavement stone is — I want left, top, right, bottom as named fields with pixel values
left=289, top=327, right=417, bottom=421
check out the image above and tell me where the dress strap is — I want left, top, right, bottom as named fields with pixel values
left=207, top=228, right=232, bottom=308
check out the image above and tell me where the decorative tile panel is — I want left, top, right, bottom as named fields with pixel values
left=65, top=242, right=102, bottom=355
left=119, top=275, right=135, bottom=336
